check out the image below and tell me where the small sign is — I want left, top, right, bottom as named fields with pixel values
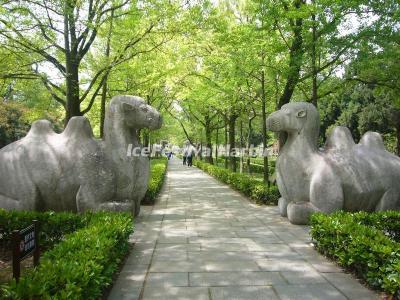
left=19, top=224, right=36, bottom=260
left=12, top=220, right=40, bottom=282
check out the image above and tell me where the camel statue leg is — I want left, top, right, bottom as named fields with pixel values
left=76, top=184, right=134, bottom=213
left=375, top=189, right=400, bottom=211
left=76, top=185, right=101, bottom=212
left=0, top=195, right=24, bottom=210
left=278, top=197, right=289, bottom=217
left=0, top=179, right=38, bottom=211
left=287, top=201, right=319, bottom=225
left=288, top=171, right=344, bottom=225
left=99, top=201, right=135, bottom=212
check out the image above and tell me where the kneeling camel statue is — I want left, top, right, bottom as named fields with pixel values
left=0, top=95, right=162, bottom=216
left=266, top=102, right=400, bottom=225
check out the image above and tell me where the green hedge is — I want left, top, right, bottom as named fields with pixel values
left=194, top=160, right=280, bottom=205
left=310, top=211, right=400, bottom=296
left=0, top=210, right=89, bottom=252
left=142, top=158, right=168, bottom=205
left=215, top=157, right=275, bottom=175
left=1, top=211, right=133, bottom=299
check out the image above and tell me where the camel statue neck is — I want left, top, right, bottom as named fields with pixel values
left=282, top=130, right=318, bottom=156
left=103, top=107, right=140, bottom=161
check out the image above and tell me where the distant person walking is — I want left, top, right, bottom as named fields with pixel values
left=187, top=143, right=196, bottom=167
left=165, top=145, right=173, bottom=160
left=182, top=141, right=189, bottom=165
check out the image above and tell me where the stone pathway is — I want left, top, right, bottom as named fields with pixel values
left=108, top=158, right=378, bottom=300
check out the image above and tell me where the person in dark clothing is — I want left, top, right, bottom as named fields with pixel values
left=187, top=155, right=193, bottom=167
left=186, top=144, right=195, bottom=167
left=182, top=141, right=189, bottom=165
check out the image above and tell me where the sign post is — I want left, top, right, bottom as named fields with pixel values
left=12, top=220, right=40, bottom=282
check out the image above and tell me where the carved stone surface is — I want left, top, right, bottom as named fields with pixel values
left=266, top=102, right=400, bottom=225
left=0, top=95, right=162, bottom=216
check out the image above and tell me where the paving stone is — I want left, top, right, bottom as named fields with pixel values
left=156, top=243, right=201, bottom=251
left=108, top=286, right=141, bottom=300
left=153, top=250, right=187, bottom=261
left=188, top=250, right=268, bottom=261
left=142, top=287, right=209, bottom=300
left=274, top=283, right=347, bottom=300
left=201, top=243, right=249, bottom=251
left=256, top=258, right=316, bottom=272
left=157, top=236, right=188, bottom=244
left=189, top=271, right=285, bottom=286
left=246, top=243, right=295, bottom=253
left=280, top=270, right=328, bottom=284
left=120, top=263, right=149, bottom=274
left=150, top=260, right=207, bottom=272
left=124, top=253, right=152, bottom=265
left=322, top=273, right=380, bottom=300
left=305, top=257, right=343, bottom=273
left=146, top=272, right=189, bottom=287
left=210, top=286, right=279, bottom=300
left=203, top=260, right=261, bottom=272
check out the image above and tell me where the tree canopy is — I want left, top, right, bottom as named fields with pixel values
left=1, top=0, right=399, bottom=164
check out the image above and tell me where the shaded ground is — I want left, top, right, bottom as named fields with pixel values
left=0, top=250, right=34, bottom=284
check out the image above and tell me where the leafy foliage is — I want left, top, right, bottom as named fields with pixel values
left=0, top=101, right=30, bottom=148
left=0, top=210, right=89, bottom=252
left=142, top=158, right=168, bottom=205
left=1, top=211, right=133, bottom=299
left=194, top=160, right=280, bottom=205
left=310, top=211, right=400, bottom=296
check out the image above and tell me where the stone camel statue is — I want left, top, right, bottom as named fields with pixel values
left=0, top=95, right=162, bottom=216
left=266, top=102, right=400, bottom=225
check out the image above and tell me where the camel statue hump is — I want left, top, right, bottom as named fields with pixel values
left=26, top=120, right=56, bottom=138
left=359, top=131, right=385, bottom=151
left=63, top=116, right=94, bottom=140
left=325, top=126, right=356, bottom=151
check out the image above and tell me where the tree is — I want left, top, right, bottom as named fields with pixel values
left=0, top=0, right=161, bottom=123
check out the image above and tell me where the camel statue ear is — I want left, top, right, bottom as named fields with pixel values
left=122, top=102, right=136, bottom=112
left=297, top=110, right=307, bottom=118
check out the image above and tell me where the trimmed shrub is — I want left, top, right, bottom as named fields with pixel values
left=215, top=157, right=275, bottom=175
left=194, top=160, right=279, bottom=205
left=142, top=158, right=168, bottom=205
left=1, top=211, right=133, bottom=299
left=310, top=211, right=400, bottom=296
left=0, top=210, right=89, bottom=252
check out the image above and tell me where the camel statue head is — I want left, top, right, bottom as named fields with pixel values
left=109, top=95, right=162, bottom=130
left=266, top=102, right=320, bottom=142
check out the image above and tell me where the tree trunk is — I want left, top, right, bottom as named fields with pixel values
left=228, top=113, right=237, bottom=172
left=143, top=130, right=150, bottom=148
left=261, top=70, right=269, bottom=185
left=277, top=0, right=305, bottom=149
left=204, top=115, right=213, bottom=164
left=64, top=2, right=81, bottom=125
left=215, top=120, right=219, bottom=165
left=396, top=127, right=400, bottom=157
left=65, top=58, right=81, bottom=124
left=100, top=76, right=108, bottom=138
left=199, top=141, right=203, bottom=161
left=239, top=120, right=244, bottom=174
left=246, top=117, right=253, bottom=174
left=100, top=11, right=114, bottom=138
left=311, top=0, right=318, bottom=107
left=224, top=117, right=228, bottom=169
left=392, top=109, right=400, bottom=157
